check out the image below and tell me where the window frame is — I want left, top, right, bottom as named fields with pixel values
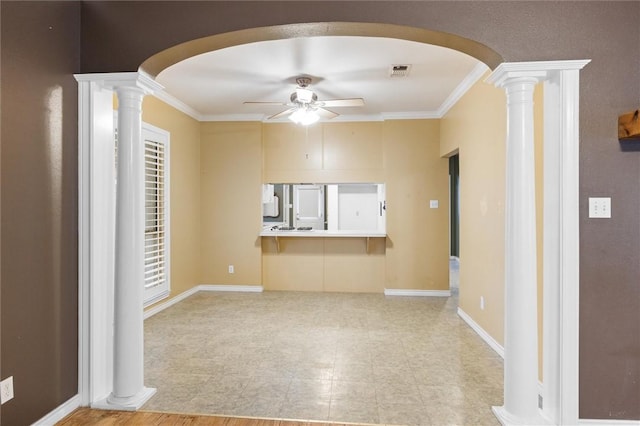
left=141, top=122, right=171, bottom=306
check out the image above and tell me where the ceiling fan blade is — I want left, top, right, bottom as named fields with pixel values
left=244, top=101, right=288, bottom=106
left=316, top=108, right=339, bottom=119
left=267, top=108, right=297, bottom=120
left=320, top=98, right=365, bottom=108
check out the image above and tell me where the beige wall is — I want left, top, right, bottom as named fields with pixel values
left=440, top=76, right=507, bottom=344
left=200, top=122, right=263, bottom=285
left=138, top=115, right=449, bottom=296
left=137, top=115, right=449, bottom=295
left=260, top=120, right=449, bottom=292
left=384, top=120, right=450, bottom=290
left=262, top=237, right=387, bottom=292
left=440, top=76, right=544, bottom=364
left=263, top=122, right=385, bottom=183
left=142, top=96, right=202, bottom=306
left=262, top=121, right=388, bottom=292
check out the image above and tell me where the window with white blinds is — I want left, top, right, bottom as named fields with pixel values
left=142, top=124, right=170, bottom=305
left=114, top=119, right=170, bottom=306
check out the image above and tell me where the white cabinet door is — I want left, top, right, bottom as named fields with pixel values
left=293, top=184, right=325, bottom=230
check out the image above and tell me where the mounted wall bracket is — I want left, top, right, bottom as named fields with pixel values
left=618, top=109, right=640, bottom=140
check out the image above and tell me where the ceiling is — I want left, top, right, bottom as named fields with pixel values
left=156, top=36, right=488, bottom=122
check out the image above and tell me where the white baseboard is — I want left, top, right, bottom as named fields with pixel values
left=143, top=285, right=264, bottom=319
left=144, top=286, right=200, bottom=319
left=384, top=289, right=451, bottom=297
left=580, top=419, right=640, bottom=425
left=457, top=307, right=504, bottom=358
left=33, top=394, right=81, bottom=425
left=199, top=284, right=264, bottom=293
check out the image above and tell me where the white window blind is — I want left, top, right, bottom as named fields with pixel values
left=144, top=139, right=166, bottom=289
left=142, top=124, right=170, bottom=305
left=115, top=116, right=171, bottom=306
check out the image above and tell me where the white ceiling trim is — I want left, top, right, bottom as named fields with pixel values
left=435, top=62, right=489, bottom=117
left=153, top=90, right=204, bottom=121
left=380, top=111, right=442, bottom=120
left=200, top=113, right=268, bottom=122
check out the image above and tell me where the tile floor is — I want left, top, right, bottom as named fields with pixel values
left=143, top=259, right=502, bottom=425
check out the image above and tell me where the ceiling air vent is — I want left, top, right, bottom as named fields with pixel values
left=390, top=64, right=411, bottom=77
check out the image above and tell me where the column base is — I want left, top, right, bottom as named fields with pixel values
left=92, top=387, right=156, bottom=411
left=492, top=405, right=550, bottom=426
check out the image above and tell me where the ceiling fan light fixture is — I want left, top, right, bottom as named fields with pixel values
left=289, top=107, right=320, bottom=126
left=295, top=88, right=315, bottom=104
left=246, top=75, right=362, bottom=124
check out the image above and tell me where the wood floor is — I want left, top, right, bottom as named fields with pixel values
left=57, top=407, right=375, bottom=426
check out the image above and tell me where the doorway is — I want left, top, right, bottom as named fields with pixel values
left=449, top=153, right=460, bottom=259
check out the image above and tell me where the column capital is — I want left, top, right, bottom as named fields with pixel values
left=486, top=60, right=591, bottom=88
left=486, top=63, right=546, bottom=88
left=75, top=71, right=163, bottom=94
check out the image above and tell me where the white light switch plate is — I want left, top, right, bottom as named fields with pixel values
left=588, top=197, right=611, bottom=218
left=429, top=200, right=439, bottom=209
left=1, top=376, right=14, bottom=404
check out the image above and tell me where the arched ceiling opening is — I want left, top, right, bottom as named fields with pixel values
left=140, top=22, right=503, bottom=122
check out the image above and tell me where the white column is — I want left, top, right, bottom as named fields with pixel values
left=541, top=61, right=589, bottom=426
left=486, top=61, right=589, bottom=426
left=107, top=84, right=155, bottom=408
left=75, top=78, right=117, bottom=405
left=503, top=76, right=541, bottom=422
left=78, top=72, right=163, bottom=411
left=487, top=65, right=547, bottom=425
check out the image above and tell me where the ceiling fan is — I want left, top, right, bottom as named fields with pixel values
left=244, top=77, right=364, bottom=125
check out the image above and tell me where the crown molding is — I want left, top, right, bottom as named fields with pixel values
left=200, top=113, right=268, bottom=122
left=153, top=90, right=204, bottom=121
left=381, top=111, right=441, bottom=120
left=199, top=111, right=444, bottom=123
left=437, top=62, right=489, bottom=117
left=331, top=114, right=384, bottom=122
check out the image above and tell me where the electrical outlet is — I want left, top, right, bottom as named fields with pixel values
left=480, top=296, right=485, bottom=310
left=1, top=376, right=14, bottom=404
left=228, top=265, right=234, bottom=274
left=588, top=197, right=611, bottom=218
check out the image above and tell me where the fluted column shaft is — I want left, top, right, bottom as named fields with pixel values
left=105, top=83, right=156, bottom=409
left=502, top=77, right=540, bottom=420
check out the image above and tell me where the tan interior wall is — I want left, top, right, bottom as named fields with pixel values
left=131, top=116, right=448, bottom=294
left=440, top=76, right=545, bottom=366
left=262, top=122, right=386, bottom=292
left=534, top=85, right=544, bottom=379
left=383, top=120, right=450, bottom=291
left=200, top=122, right=263, bottom=285
left=440, top=76, right=507, bottom=344
left=141, top=96, right=202, bottom=306
left=261, top=237, right=387, bottom=293
left=261, top=120, right=448, bottom=292
left=263, top=122, right=385, bottom=183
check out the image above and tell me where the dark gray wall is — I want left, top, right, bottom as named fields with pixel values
left=1, top=2, right=80, bottom=424
left=80, top=1, right=640, bottom=420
